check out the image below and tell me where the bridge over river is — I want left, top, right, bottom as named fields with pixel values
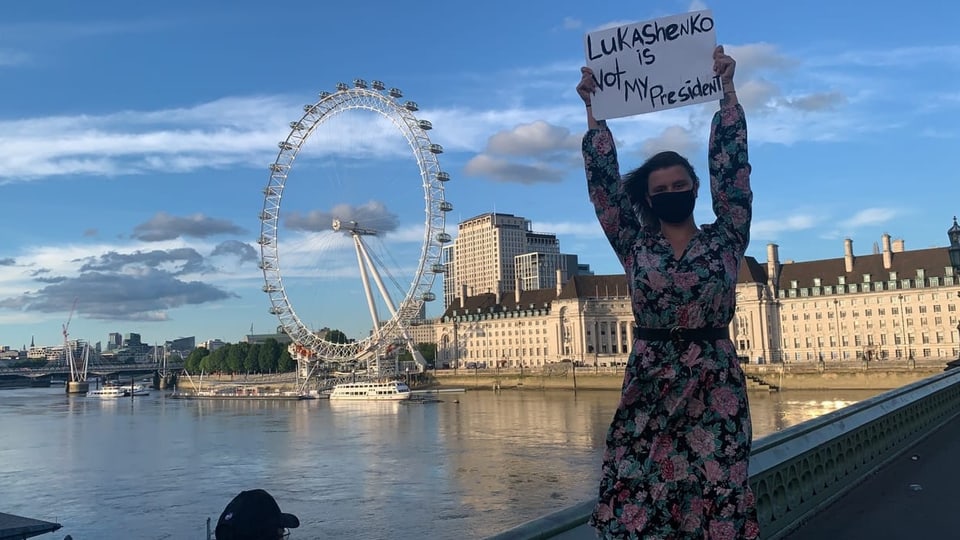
left=486, top=365, right=960, bottom=539
left=0, top=361, right=184, bottom=385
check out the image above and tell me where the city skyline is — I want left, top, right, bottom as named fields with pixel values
left=1, top=1, right=958, bottom=347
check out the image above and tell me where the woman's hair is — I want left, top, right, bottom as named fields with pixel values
left=623, top=151, right=699, bottom=229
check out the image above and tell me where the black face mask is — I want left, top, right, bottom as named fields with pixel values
left=649, top=189, right=695, bottom=224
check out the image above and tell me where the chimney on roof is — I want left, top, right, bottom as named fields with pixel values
left=844, top=238, right=854, bottom=273
left=766, top=243, right=780, bottom=290
left=555, top=268, right=563, bottom=297
left=882, top=233, right=892, bottom=270
left=515, top=276, right=521, bottom=304
left=892, top=239, right=905, bottom=253
left=495, top=280, right=502, bottom=305
left=460, top=284, right=467, bottom=309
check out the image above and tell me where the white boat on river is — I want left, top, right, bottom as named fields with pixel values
left=119, top=383, right=150, bottom=396
left=86, top=387, right=127, bottom=398
left=329, top=380, right=412, bottom=401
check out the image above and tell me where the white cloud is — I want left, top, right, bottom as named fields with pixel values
left=840, top=208, right=899, bottom=228
left=485, top=121, right=579, bottom=156
left=560, top=17, right=581, bottom=30
left=463, top=154, right=565, bottom=184
left=750, top=213, right=818, bottom=240
left=531, top=221, right=605, bottom=239
left=640, top=125, right=700, bottom=158
left=0, top=96, right=422, bottom=183
left=725, top=43, right=798, bottom=78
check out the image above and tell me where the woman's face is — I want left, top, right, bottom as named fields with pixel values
left=647, top=165, right=696, bottom=199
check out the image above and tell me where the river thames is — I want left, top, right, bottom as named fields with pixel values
left=0, top=386, right=883, bottom=539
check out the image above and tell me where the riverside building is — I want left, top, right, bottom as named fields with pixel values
left=442, top=213, right=584, bottom=308
left=416, top=220, right=960, bottom=369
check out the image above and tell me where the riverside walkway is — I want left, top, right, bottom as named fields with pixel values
left=487, top=366, right=960, bottom=540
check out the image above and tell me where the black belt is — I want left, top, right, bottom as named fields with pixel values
left=634, top=326, right=729, bottom=343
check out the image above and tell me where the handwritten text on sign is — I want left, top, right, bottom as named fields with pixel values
left=584, top=10, right=719, bottom=120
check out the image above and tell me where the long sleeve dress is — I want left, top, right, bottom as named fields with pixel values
left=583, top=102, right=760, bottom=540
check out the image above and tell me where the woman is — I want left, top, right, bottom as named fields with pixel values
left=579, top=46, right=760, bottom=539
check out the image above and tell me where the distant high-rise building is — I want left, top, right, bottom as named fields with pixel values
left=441, top=244, right=456, bottom=310
left=124, top=333, right=142, bottom=347
left=516, top=253, right=588, bottom=291
left=447, top=213, right=561, bottom=307
left=165, top=337, right=196, bottom=353
left=107, top=332, right=122, bottom=351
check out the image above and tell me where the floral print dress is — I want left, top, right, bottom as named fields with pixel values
left=583, top=103, right=759, bottom=539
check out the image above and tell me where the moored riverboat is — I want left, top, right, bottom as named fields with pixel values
left=328, top=380, right=412, bottom=401
left=86, top=386, right=127, bottom=398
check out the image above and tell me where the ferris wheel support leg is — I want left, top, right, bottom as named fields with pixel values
left=296, top=358, right=318, bottom=395
left=353, top=235, right=382, bottom=334
left=355, top=236, right=429, bottom=373
left=355, top=236, right=399, bottom=318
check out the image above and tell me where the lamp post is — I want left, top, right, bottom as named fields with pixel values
left=947, top=217, right=960, bottom=273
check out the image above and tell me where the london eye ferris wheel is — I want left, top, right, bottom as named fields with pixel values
left=258, top=79, right=452, bottom=375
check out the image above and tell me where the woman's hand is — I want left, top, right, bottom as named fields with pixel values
left=577, top=67, right=597, bottom=105
left=713, top=45, right=736, bottom=87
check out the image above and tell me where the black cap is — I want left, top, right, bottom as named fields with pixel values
left=215, top=489, right=300, bottom=539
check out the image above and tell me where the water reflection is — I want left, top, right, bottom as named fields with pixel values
left=747, top=390, right=884, bottom=438
left=0, top=386, right=887, bottom=539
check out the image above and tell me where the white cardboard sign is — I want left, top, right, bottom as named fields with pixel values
left=584, top=10, right=719, bottom=120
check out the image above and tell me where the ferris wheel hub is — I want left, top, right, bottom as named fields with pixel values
left=332, top=219, right=378, bottom=236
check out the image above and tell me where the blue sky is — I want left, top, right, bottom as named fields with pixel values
left=1, top=0, right=958, bottom=350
